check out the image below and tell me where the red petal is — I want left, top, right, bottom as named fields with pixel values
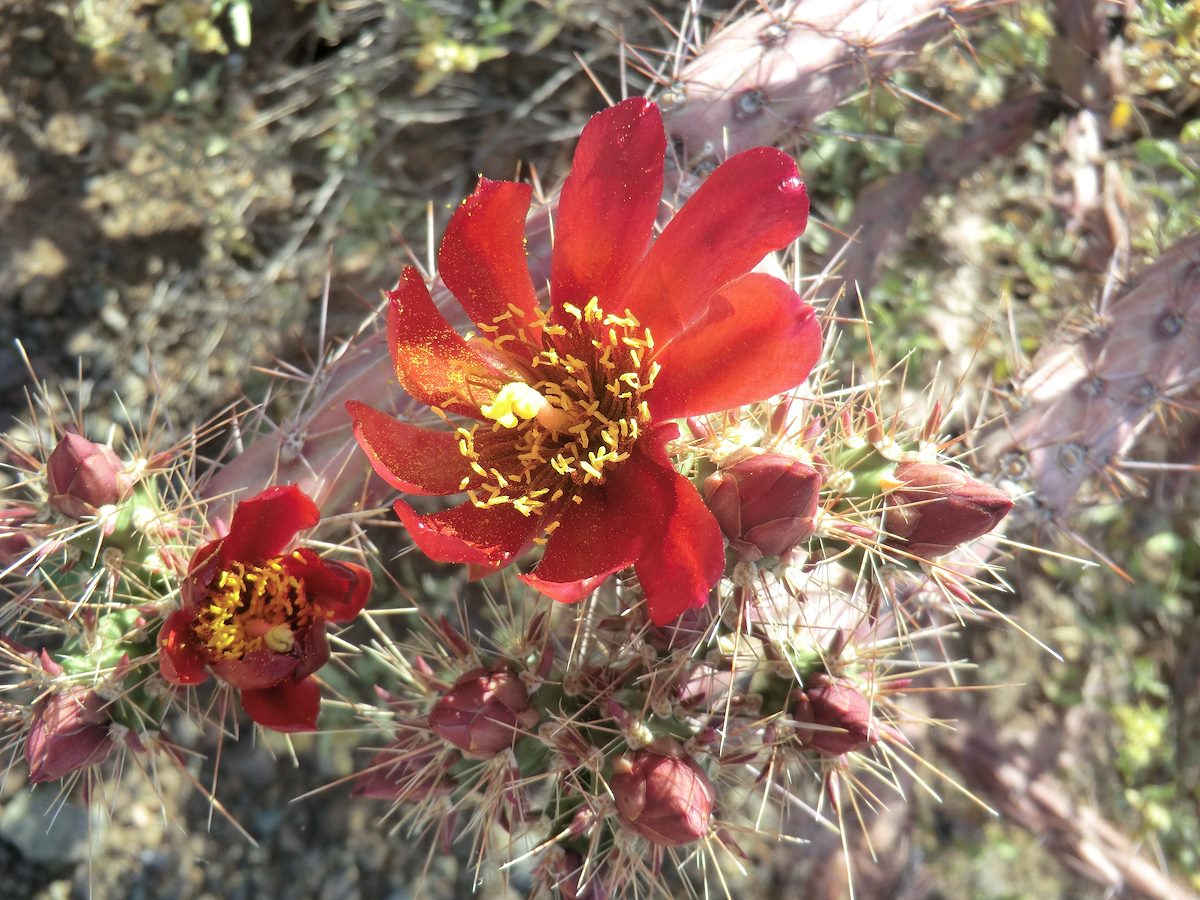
left=284, top=547, right=372, bottom=622
left=649, top=274, right=822, bottom=420
left=393, top=498, right=538, bottom=569
left=439, top=178, right=541, bottom=340
left=293, top=622, right=332, bottom=680
left=520, top=571, right=612, bottom=604
left=348, top=400, right=473, bottom=495
left=632, top=463, right=725, bottom=627
left=387, top=266, right=503, bottom=418
left=157, top=611, right=209, bottom=686
left=213, top=651, right=300, bottom=691
left=622, top=148, right=809, bottom=343
left=182, top=540, right=223, bottom=607
left=240, top=678, right=322, bottom=733
left=525, top=450, right=665, bottom=585
left=220, top=484, right=319, bottom=565
left=551, top=98, right=665, bottom=312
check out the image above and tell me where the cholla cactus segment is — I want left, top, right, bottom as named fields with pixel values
left=662, top=0, right=990, bottom=161
left=2, top=385, right=377, bottom=800
left=347, top=98, right=821, bottom=626
left=983, top=233, right=1200, bottom=515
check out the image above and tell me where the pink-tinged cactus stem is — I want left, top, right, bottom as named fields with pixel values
left=664, top=0, right=992, bottom=160
left=982, top=234, right=1200, bottom=514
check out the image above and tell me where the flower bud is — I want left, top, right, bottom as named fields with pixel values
left=25, top=686, right=115, bottom=783
left=353, top=731, right=455, bottom=802
left=428, top=667, right=540, bottom=756
left=610, top=743, right=715, bottom=846
left=793, top=674, right=877, bottom=756
left=704, top=449, right=821, bottom=561
left=46, top=433, right=131, bottom=520
left=0, top=504, right=38, bottom=566
left=883, top=461, right=1012, bottom=558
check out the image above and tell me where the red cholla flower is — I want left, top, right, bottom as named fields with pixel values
left=793, top=674, right=878, bottom=756
left=428, top=666, right=540, bottom=756
left=348, top=98, right=820, bottom=625
left=704, top=448, right=822, bottom=561
left=610, top=741, right=716, bottom=847
left=46, top=433, right=132, bottom=520
left=157, top=485, right=371, bottom=732
left=25, top=686, right=115, bottom=783
left=883, top=461, right=1013, bottom=558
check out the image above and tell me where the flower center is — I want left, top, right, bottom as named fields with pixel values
left=454, top=297, right=659, bottom=527
left=480, top=381, right=572, bottom=432
left=193, top=556, right=314, bottom=660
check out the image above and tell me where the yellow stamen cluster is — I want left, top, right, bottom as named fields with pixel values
left=193, top=554, right=313, bottom=660
left=457, top=297, right=659, bottom=526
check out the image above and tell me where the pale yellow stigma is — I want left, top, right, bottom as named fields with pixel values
left=482, top=381, right=572, bottom=432
left=263, top=623, right=296, bottom=652
left=481, top=381, right=545, bottom=428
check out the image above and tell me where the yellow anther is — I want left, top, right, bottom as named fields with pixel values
left=195, top=560, right=311, bottom=661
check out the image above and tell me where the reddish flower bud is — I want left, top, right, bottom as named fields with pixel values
left=0, top=504, right=39, bottom=566
left=793, top=674, right=877, bottom=756
left=46, top=433, right=131, bottom=520
left=883, top=461, right=1013, bottom=558
left=704, top=449, right=821, bottom=561
left=25, top=686, right=115, bottom=783
left=353, top=731, right=455, bottom=802
left=428, top=667, right=540, bottom=756
left=610, top=743, right=715, bottom=846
